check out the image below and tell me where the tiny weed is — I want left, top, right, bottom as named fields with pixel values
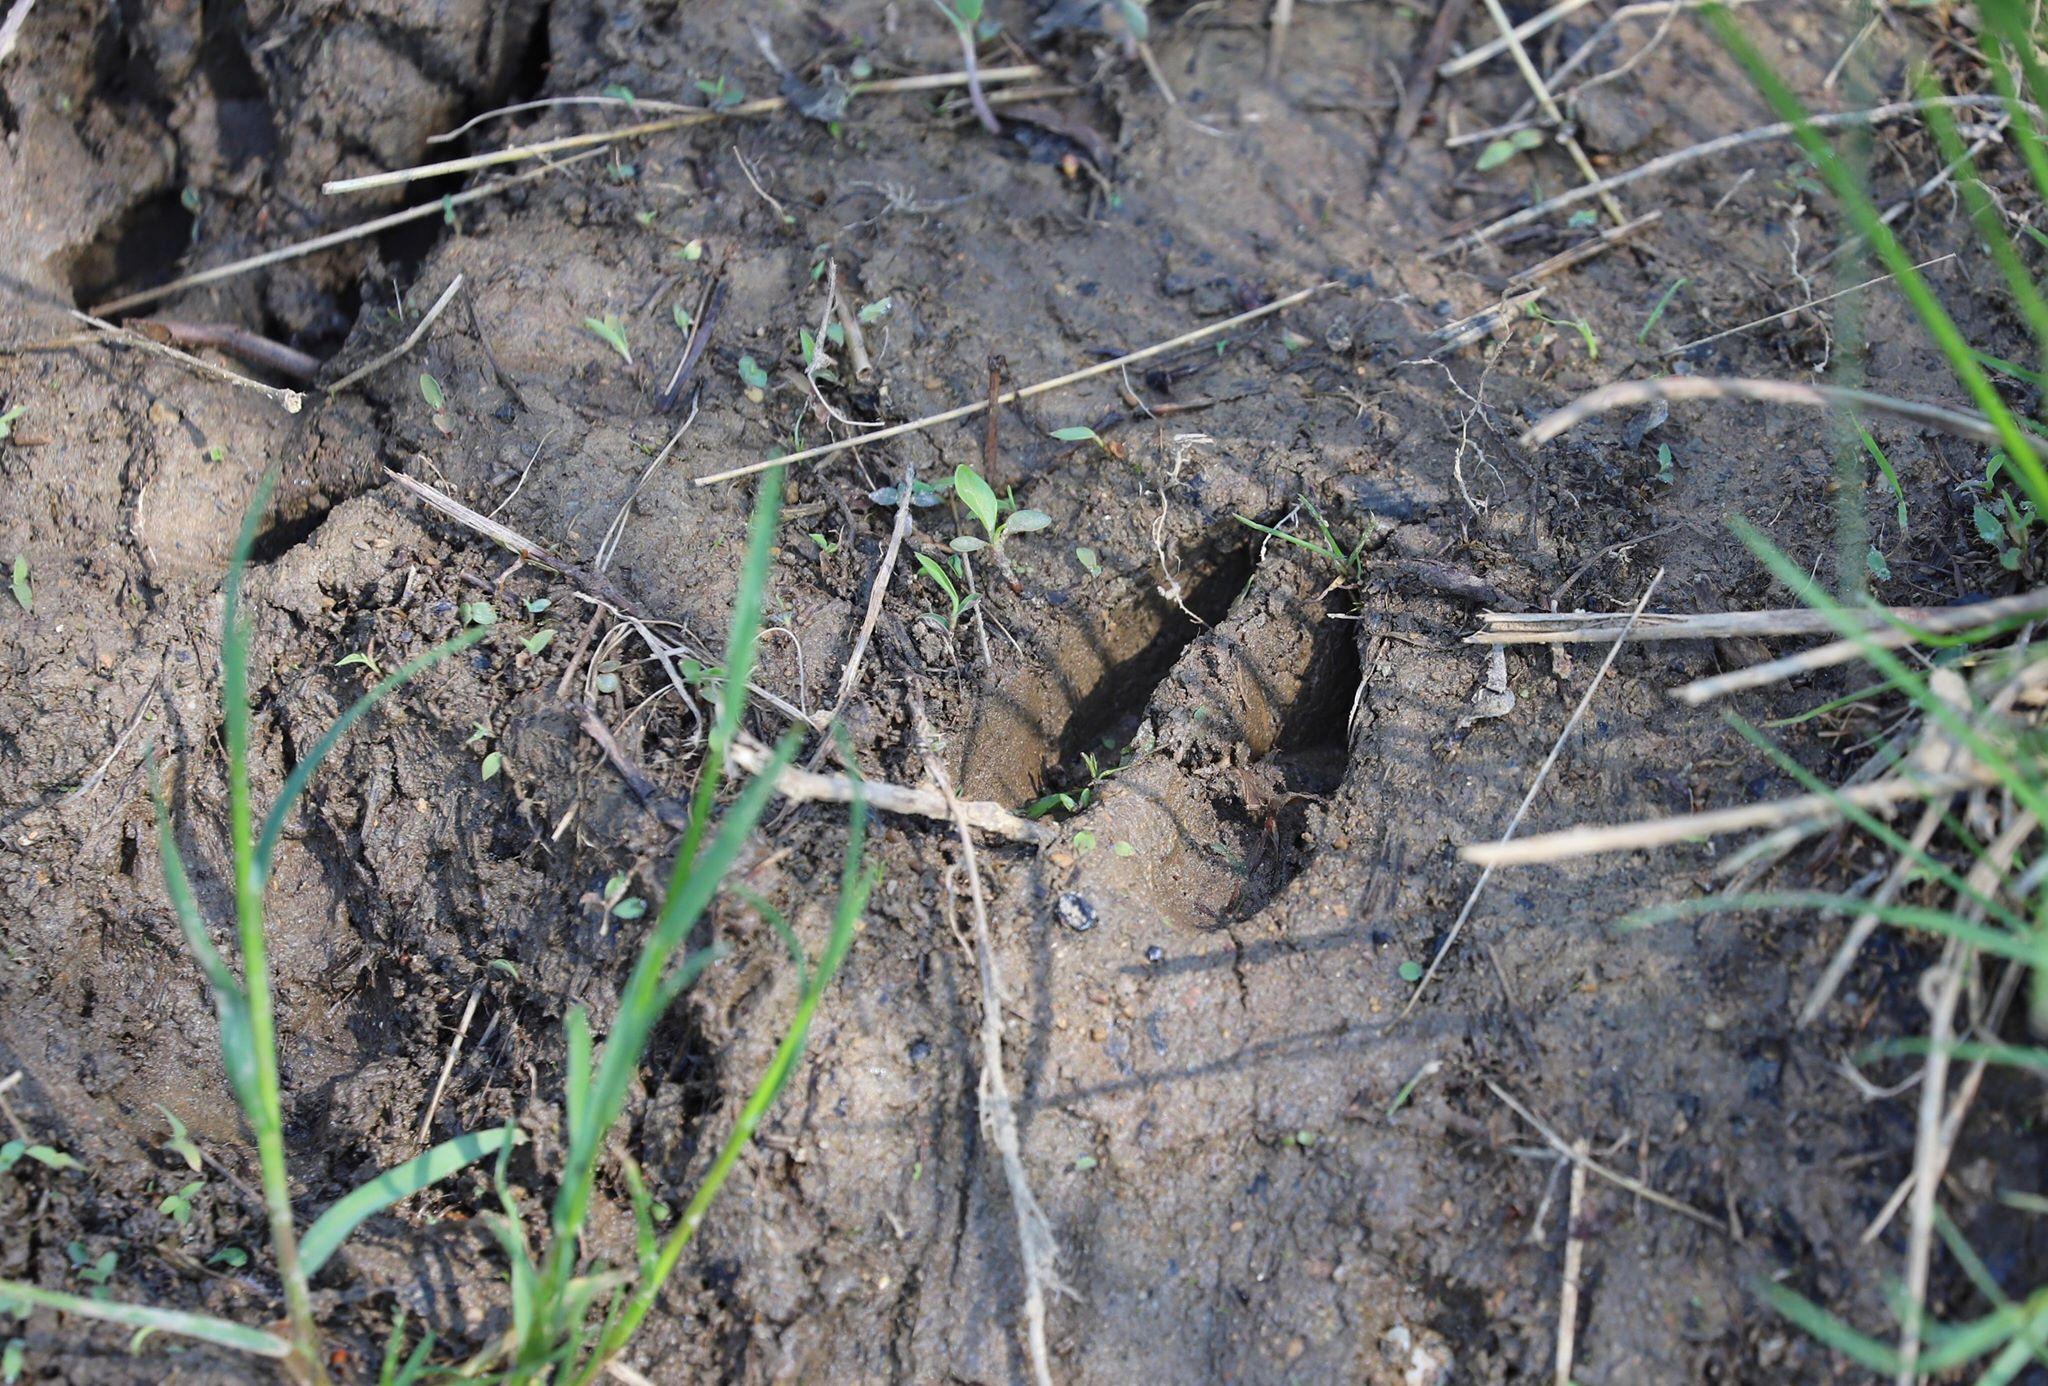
left=0, top=405, right=24, bottom=440
left=583, top=314, right=633, bottom=366
left=1074, top=546, right=1103, bottom=576
left=1234, top=496, right=1375, bottom=579
left=1476, top=127, right=1544, bottom=172
left=949, top=463, right=1049, bottom=557
left=1638, top=277, right=1688, bottom=342
left=9, top=557, right=28, bottom=613
left=914, top=551, right=977, bottom=637
left=334, top=651, right=384, bottom=679
left=1525, top=300, right=1599, bottom=360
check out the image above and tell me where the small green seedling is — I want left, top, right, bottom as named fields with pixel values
left=522, top=629, right=556, bottom=656
left=1234, top=496, right=1376, bottom=579
left=870, top=476, right=953, bottom=508
left=9, top=557, right=28, bottom=613
left=738, top=354, right=769, bottom=398
left=0, top=405, right=24, bottom=440
left=1025, top=740, right=1141, bottom=819
left=1654, top=443, right=1675, bottom=486
left=1525, top=300, right=1599, bottom=360
left=929, top=0, right=1001, bottom=134
left=1050, top=425, right=1116, bottom=458
left=857, top=297, right=893, bottom=324
left=0, top=1142, right=77, bottom=1173
left=480, top=750, right=504, bottom=781
left=157, top=1107, right=203, bottom=1173
left=809, top=532, right=840, bottom=555
left=1475, top=127, right=1544, bottom=172
left=695, top=75, right=747, bottom=110
left=1074, top=546, right=1103, bottom=577
left=949, top=464, right=1049, bottom=556
left=418, top=374, right=454, bottom=436
left=599, top=873, right=648, bottom=929
left=914, top=551, right=977, bottom=637
left=1638, top=278, right=1688, bottom=343
left=583, top=314, right=633, bottom=366
left=159, top=1180, right=204, bottom=1229
left=463, top=600, right=498, bottom=627
left=334, top=651, right=384, bottom=679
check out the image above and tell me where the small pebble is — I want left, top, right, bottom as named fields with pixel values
left=1145, top=945, right=1164, bottom=964
left=1056, top=892, right=1097, bottom=932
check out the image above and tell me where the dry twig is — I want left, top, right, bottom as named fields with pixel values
left=325, top=275, right=465, bottom=394
left=1403, top=571, right=1662, bottom=1014
left=1521, top=375, right=2006, bottom=451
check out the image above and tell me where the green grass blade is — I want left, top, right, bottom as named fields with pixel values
left=255, top=628, right=489, bottom=871
left=1722, top=714, right=2027, bottom=934
left=221, top=473, right=276, bottom=902
left=1975, top=1294, right=2048, bottom=1385
left=1706, top=6, right=2048, bottom=511
left=300, top=1125, right=518, bottom=1277
left=151, top=770, right=260, bottom=1112
left=1858, top=1037, right=2048, bottom=1074
left=1752, top=1278, right=1900, bottom=1373
left=585, top=779, right=877, bottom=1384
left=1622, top=890, right=2036, bottom=962
left=1916, top=74, right=2048, bottom=365
left=0, top=1280, right=290, bottom=1359
left=1973, top=349, right=2048, bottom=390
left=1980, top=3, right=2048, bottom=203
left=1233, top=513, right=1344, bottom=568
left=563, top=1005, right=592, bottom=1156
left=1857, top=426, right=1909, bottom=532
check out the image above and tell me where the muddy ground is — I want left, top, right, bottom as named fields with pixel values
left=3, top=0, right=2045, bottom=1380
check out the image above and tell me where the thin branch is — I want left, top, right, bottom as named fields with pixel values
left=325, top=274, right=465, bottom=394
left=1433, top=94, right=2030, bottom=255
left=695, top=282, right=1336, bottom=484
left=323, top=66, right=1045, bottom=195
left=728, top=739, right=1051, bottom=844
left=91, top=153, right=605, bottom=318
left=1487, top=1081, right=1729, bottom=1233
left=1403, top=571, right=1662, bottom=1015
left=69, top=310, right=304, bottom=413
left=1521, top=375, right=2005, bottom=451
left=1462, top=766, right=1998, bottom=868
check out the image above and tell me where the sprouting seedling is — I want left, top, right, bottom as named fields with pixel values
left=1025, top=738, right=1143, bottom=819
left=419, top=373, right=454, bottom=437
left=0, top=476, right=508, bottom=1382
left=334, top=650, right=385, bottom=679
left=913, top=551, right=977, bottom=638
left=1637, top=277, right=1688, bottom=343
left=929, top=0, right=1001, bottom=134
left=1234, top=496, right=1376, bottom=579
left=0, top=404, right=23, bottom=440
left=949, top=463, right=1050, bottom=558
left=583, top=314, right=633, bottom=366
left=1475, top=126, right=1545, bottom=172
left=694, top=75, right=747, bottom=110
left=738, top=354, right=770, bottom=400
left=9, top=556, right=28, bottom=613
left=1050, top=424, right=1117, bottom=458
left=1524, top=300, right=1599, bottom=360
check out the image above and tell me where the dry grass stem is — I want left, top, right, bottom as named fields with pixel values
left=1555, top=1142, right=1589, bottom=1386
left=694, top=282, right=1335, bottom=484
left=728, top=739, right=1051, bottom=844
left=89, top=154, right=604, bottom=318
left=1521, top=375, right=2005, bottom=450
left=323, top=66, right=1044, bottom=195
left=1463, top=767, right=1999, bottom=868
left=325, top=274, right=465, bottom=394
left=1487, top=1081, right=1728, bottom=1233
left=1433, top=94, right=2027, bottom=255
left=1660, top=253, right=1958, bottom=356
left=1403, top=571, right=1662, bottom=1015
left=69, top=310, right=304, bottom=412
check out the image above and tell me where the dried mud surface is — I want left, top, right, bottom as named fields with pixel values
left=3, top=0, right=2045, bottom=1381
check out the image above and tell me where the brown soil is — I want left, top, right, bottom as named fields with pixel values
left=3, top=0, right=2044, bottom=1381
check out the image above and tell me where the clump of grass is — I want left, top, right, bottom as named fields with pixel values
left=0, top=469, right=875, bottom=1385
left=1614, top=3, right=2048, bottom=1374
left=0, top=476, right=501, bottom=1383
left=456, top=466, right=878, bottom=1384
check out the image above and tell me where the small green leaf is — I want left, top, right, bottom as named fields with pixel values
left=672, top=302, right=692, bottom=332
left=418, top=373, right=445, bottom=411
left=1073, top=830, right=1097, bottom=852
left=601, top=83, right=636, bottom=104
left=1050, top=426, right=1099, bottom=442
left=524, top=597, right=551, bottom=613
left=1397, top=960, right=1424, bottom=983
left=155, top=1106, right=202, bottom=1173
left=1475, top=139, right=1520, bottom=172
left=953, top=465, right=1000, bottom=539
left=583, top=314, right=633, bottom=366
left=1976, top=502, right=2006, bottom=545
left=299, top=1126, right=520, bottom=1276
left=206, top=1247, right=248, bottom=1268
left=1006, top=509, right=1051, bottom=533
left=950, top=535, right=987, bottom=553
left=680, top=239, right=705, bottom=262
left=857, top=296, right=893, bottom=323
left=0, top=405, right=22, bottom=441
left=738, top=355, right=769, bottom=391
left=463, top=600, right=498, bottom=627
left=1112, top=840, right=1136, bottom=857
left=1075, top=546, right=1103, bottom=576
left=480, top=751, right=503, bottom=781
left=612, top=897, right=647, bottom=920
left=522, top=629, right=555, bottom=656
left=1866, top=546, right=1891, bottom=581
left=3, top=1337, right=23, bottom=1383
left=488, top=959, right=519, bottom=979
left=1072, top=1155, right=1098, bottom=1171
left=9, top=557, right=29, bottom=613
